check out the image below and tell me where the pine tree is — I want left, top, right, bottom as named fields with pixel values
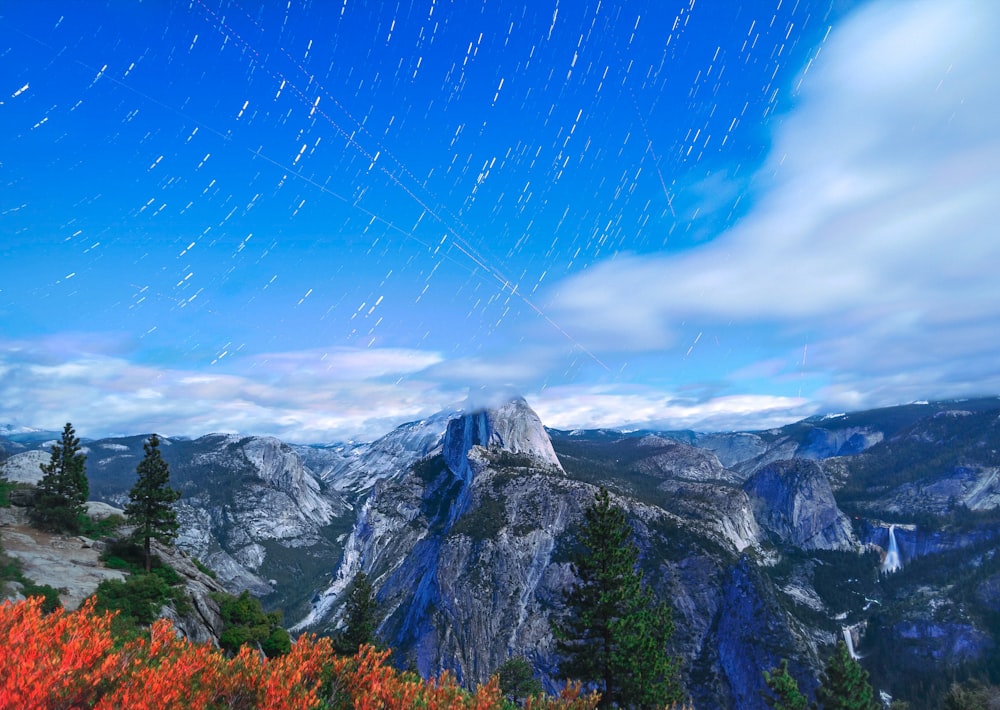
left=32, top=422, right=89, bottom=533
left=762, top=659, right=809, bottom=710
left=334, top=571, right=382, bottom=655
left=496, top=656, right=544, bottom=706
left=815, top=640, right=879, bottom=710
left=125, top=434, right=180, bottom=573
left=555, top=487, right=682, bottom=708
left=0, top=453, right=10, bottom=507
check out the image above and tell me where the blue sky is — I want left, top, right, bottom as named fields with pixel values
left=2, top=0, right=998, bottom=443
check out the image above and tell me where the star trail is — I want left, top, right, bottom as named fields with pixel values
left=1, top=0, right=998, bottom=442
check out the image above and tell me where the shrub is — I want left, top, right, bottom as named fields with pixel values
left=79, top=513, right=126, bottom=540
left=93, top=572, right=186, bottom=626
left=0, top=596, right=601, bottom=709
left=215, top=590, right=291, bottom=658
left=193, top=557, right=217, bottom=579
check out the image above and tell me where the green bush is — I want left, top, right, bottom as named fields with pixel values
left=0, top=547, right=18, bottom=583
left=21, top=581, right=62, bottom=614
left=79, top=514, right=126, bottom=540
left=93, top=542, right=189, bottom=627
left=93, top=571, right=187, bottom=626
left=100, top=540, right=177, bottom=579
left=214, top=590, right=291, bottom=658
left=1, top=544, right=63, bottom=613
left=193, top=557, right=217, bottom=579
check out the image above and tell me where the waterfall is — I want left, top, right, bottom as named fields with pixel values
left=881, top=524, right=902, bottom=574
left=842, top=627, right=860, bottom=660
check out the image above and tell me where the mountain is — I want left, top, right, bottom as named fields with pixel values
left=0, top=503, right=226, bottom=645
left=3, top=432, right=356, bottom=613
left=4, top=395, right=1000, bottom=708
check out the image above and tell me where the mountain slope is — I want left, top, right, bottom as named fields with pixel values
left=5, top=396, right=1000, bottom=708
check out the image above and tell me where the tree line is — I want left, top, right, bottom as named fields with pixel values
left=27, top=422, right=179, bottom=573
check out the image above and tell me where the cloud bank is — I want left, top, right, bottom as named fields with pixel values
left=547, top=0, right=1000, bottom=410
left=0, top=336, right=454, bottom=443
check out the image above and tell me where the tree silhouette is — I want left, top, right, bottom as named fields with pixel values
left=816, top=640, right=879, bottom=710
left=125, top=434, right=180, bottom=572
left=762, top=659, right=809, bottom=710
left=555, top=487, right=682, bottom=708
left=33, top=423, right=88, bottom=533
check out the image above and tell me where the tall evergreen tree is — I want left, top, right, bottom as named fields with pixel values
left=32, top=422, right=88, bottom=533
left=815, top=640, right=879, bottom=710
left=762, top=659, right=810, bottom=710
left=555, top=487, right=682, bottom=708
left=125, top=434, right=180, bottom=573
left=334, top=571, right=382, bottom=655
left=0, top=453, right=10, bottom=507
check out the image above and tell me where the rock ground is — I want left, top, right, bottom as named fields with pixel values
left=0, top=506, right=125, bottom=609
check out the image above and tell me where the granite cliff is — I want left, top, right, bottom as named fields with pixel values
left=4, top=396, right=1000, bottom=708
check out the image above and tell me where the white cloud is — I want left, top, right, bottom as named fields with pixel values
left=5, top=1, right=998, bottom=443
left=0, top=338, right=458, bottom=443
left=240, top=346, right=444, bottom=380
left=545, top=0, right=1000, bottom=411
left=532, top=385, right=815, bottom=433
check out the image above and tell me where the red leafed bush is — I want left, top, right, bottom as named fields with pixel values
left=0, top=596, right=600, bottom=710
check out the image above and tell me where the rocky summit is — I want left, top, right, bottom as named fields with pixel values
left=4, top=396, right=1000, bottom=709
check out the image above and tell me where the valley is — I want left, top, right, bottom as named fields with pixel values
left=3, top=396, right=1000, bottom=708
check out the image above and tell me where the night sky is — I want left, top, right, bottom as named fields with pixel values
left=2, top=0, right=998, bottom=443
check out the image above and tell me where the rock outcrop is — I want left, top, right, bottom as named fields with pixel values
left=744, top=459, right=857, bottom=551
left=151, top=539, right=227, bottom=645
left=0, top=505, right=125, bottom=610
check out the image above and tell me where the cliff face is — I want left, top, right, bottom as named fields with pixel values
left=294, top=400, right=826, bottom=707
left=7, top=396, right=1000, bottom=709
left=295, top=397, right=583, bottom=685
left=711, top=557, right=821, bottom=709
left=744, top=459, right=858, bottom=551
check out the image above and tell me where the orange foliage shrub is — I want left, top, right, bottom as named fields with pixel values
left=0, top=596, right=599, bottom=710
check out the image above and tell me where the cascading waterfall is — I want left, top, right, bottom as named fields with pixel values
left=842, top=627, right=860, bottom=660
left=881, top=524, right=902, bottom=574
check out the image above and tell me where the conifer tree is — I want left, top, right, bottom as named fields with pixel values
left=496, top=656, right=544, bottom=706
left=0, top=453, right=10, bottom=507
left=815, top=640, right=879, bottom=710
left=762, top=659, right=809, bottom=710
left=555, top=487, right=682, bottom=708
left=125, top=434, right=180, bottom=573
left=334, top=571, right=382, bottom=655
left=33, top=422, right=89, bottom=533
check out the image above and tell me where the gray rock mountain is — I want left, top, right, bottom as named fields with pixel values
left=5, top=395, right=1000, bottom=709
left=744, top=459, right=858, bottom=551
left=294, top=398, right=816, bottom=706
left=3, top=432, right=355, bottom=612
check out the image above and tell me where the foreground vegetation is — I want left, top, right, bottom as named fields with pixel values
left=0, top=596, right=600, bottom=710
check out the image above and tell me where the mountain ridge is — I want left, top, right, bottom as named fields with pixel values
left=4, top=395, right=1000, bottom=708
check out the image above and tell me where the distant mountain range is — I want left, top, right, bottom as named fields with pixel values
left=3, top=395, right=1000, bottom=709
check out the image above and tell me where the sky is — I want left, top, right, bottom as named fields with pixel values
left=1, top=0, right=998, bottom=443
